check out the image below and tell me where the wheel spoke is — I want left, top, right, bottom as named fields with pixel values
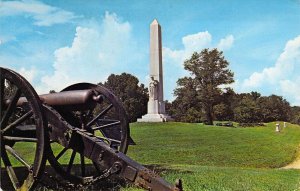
left=96, top=135, right=121, bottom=144
left=80, top=153, right=85, bottom=177
left=5, top=145, right=32, bottom=170
left=0, top=78, right=4, bottom=112
left=97, top=119, right=120, bottom=123
left=55, top=147, right=68, bottom=160
left=3, top=136, right=37, bottom=142
left=86, top=104, right=113, bottom=127
left=66, top=150, right=76, bottom=173
left=1, top=88, right=21, bottom=129
left=1, top=144, right=21, bottom=190
left=6, top=166, right=20, bottom=190
left=2, top=110, right=33, bottom=133
left=92, top=121, right=121, bottom=131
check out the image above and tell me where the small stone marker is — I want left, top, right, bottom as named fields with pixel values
left=284, top=122, right=287, bottom=128
left=276, top=123, right=280, bottom=132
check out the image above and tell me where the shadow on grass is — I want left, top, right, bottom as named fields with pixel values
left=1, top=165, right=127, bottom=191
left=1, top=164, right=184, bottom=191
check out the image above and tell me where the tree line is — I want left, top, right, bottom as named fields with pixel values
left=100, top=48, right=300, bottom=124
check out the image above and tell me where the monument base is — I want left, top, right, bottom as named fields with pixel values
left=137, top=113, right=173, bottom=122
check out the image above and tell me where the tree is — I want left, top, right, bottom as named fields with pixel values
left=214, top=88, right=236, bottom=121
left=258, top=95, right=291, bottom=122
left=170, top=77, right=203, bottom=122
left=290, top=106, right=300, bottom=124
left=183, top=48, right=234, bottom=125
left=233, top=94, right=262, bottom=123
left=101, top=73, right=148, bottom=122
left=231, top=92, right=292, bottom=123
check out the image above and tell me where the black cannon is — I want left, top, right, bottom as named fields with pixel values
left=0, top=67, right=183, bottom=191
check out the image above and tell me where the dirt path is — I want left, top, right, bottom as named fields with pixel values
left=282, top=158, right=300, bottom=169
left=282, top=145, right=300, bottom=169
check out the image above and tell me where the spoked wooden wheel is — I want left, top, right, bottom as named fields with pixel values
left=0, top=67, right=48, bottom=190
left=47, top=83, right=130, bottom=184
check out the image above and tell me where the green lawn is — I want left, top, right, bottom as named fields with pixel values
left=123, top=166, right=300, bottom=191
left=122, top=122, right=300, bottom=191
left=128, top=122, right=300, bottom=168
left=2, top=122, right=300, bottom=190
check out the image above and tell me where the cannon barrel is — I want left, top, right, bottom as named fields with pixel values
left=5, top=89, right=101, bottom=110
left=40, top=89, right=98, bottom=106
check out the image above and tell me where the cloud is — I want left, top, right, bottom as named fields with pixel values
left=163, top=31, right=234, bottom=67
left=242, top=35, right=300, bottom=89
left=36, top=12, right=137, bottom=93
left=241, top=35, right=300, bottom=105
left=182, top=31, right=212, bottom=52
left=280, top=80, right=300, bottom=105
left=217, top=35, right=234, bottom=51
left=0, top=0, right=79, bottom=26
left=0, top=35, right=17, bottom=45
left=17, top=67, right=37, bottom=83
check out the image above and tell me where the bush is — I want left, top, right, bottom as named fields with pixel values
left=215, top=122, right=234, bottom=127
left=238, top=123, right=265, bottom=127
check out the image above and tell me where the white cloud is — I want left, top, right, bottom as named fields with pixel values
left=0, top=35, right=16, bottom=45
left=182, top=31, right=212, bottom=52
left=217, top=35, right=234, bottom=51
left=280, top=80, right=300, bottom=105
left=242, top=35, right=300, bottom=89
left=163, top=31, right=234, bottom=67
left=36, top=12, right=136, bottom=93
left=17, top=67, right=37, bottom=83
left=241, top=35, right=300, bottom=105
left=0, top=0, right=79, bottom=26
left=163, top=31, right=209, bottom=68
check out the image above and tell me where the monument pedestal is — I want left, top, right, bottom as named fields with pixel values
left=138, top=100, right=173, bottom=122
left=137, top=113, right=173, bottom=122
left=147, top=100, right=164, bottom=114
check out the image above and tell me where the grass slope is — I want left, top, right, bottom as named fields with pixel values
left=122, top=122, right=300, bottom=191
left=123, top=166, right=300, bottom=191
left=2, top=122, right=300, bottom=190
left=128, top=122, right=300, bottom=168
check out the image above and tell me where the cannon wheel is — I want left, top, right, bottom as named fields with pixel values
left=47, top=83, right=129, bottom=184
left=0, top=67, right=48, bottom=190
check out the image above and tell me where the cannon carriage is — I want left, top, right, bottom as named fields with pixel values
left=0, top=67, right=182, bottom=191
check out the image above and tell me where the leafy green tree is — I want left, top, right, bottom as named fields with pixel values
left=232, top=93, right=291, bottom=123
left=214, top=88, right=236, bottom=121
left=258, top=95, right=291, bottom=122
left=101, top=73, right=148, bottom=122
left=183, top=48, right=234, bottom=125
left=170, top=77, right=203, bottom=122
left=234, top=94, right=262, bottom=123
left=290, top=106, right=300, bottom=124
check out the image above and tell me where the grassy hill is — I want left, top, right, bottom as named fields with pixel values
left=2, top=122, right=300, bottom=190
left=123, top=122, right=300, bottom=191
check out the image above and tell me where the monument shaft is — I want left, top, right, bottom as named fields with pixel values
left=150, top=20, right=163, bottom=102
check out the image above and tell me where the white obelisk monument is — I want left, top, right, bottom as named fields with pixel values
left=138, top=19, right=173, bottom=122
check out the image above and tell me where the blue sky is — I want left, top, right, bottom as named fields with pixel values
left=1, top=0, right=300, bottom=105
